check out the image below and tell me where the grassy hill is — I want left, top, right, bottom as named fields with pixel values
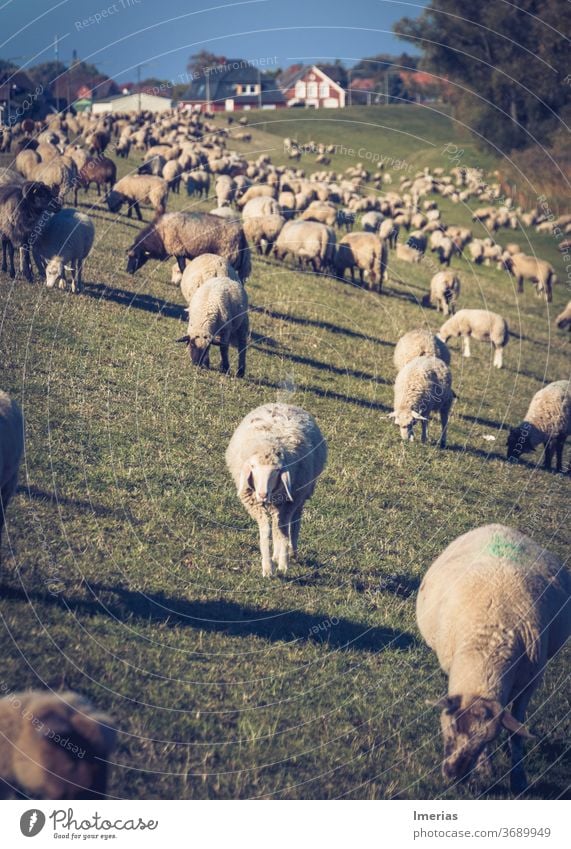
left=0, top=105, right=569, bottom=800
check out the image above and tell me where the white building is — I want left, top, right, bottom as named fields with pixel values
left=92, top=92, right=173, bottom=114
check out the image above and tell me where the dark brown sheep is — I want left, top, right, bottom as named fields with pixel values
left=0, top=181, right=58, bottom=280
left=78, top=156, right=117, bottom=199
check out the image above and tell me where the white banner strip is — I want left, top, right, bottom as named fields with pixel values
left=3, top=799, right=569, bottom=848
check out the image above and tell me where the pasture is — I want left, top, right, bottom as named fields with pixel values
left=0, top=105, right=569, bottom=799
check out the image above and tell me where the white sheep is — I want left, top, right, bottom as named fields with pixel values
left=0, top=391, right=23, bottom=567
left=378, top=217, right=399, bottom=248
left=504, top=253, right=557, bottom=302
left=417, top=523, right=570, bottom=793
left=438, top=309, right=508, bottom=369
left=506, top=380, right=570, bottom=472
left=395, top=243, right=422, bottom=263
left=178, top=277, right=249, bottom=377
left=175, top=254, right=241, bottom=304
left=0, top=689, right=116, bottom=799
left=32, top=209, right=95, bottom=293
left=389, top=356, right=453, bottom=447
left=225, top=403, right=327, bottom=576
left=393, top=328, right=450, bottom=372
left=430, top=270, right=460, bottom=315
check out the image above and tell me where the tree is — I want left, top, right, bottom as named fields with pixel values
left=394, top=0, right=571, bottom=151
left=187, top=51, right=227, bottom=78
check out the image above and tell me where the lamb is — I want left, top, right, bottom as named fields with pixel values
left=0, top=690, right=116, bottom=799
left=335, top=232, right=388, bottom=292
left=225, top=403, right=327, bottom=576
left=177, top=277, right=249, bottom=377
left=503, top=253, right=557, bottom=302
left=506, top=380, right=570, bottom=472
left=417, top=524, right=570, bottom=794
left=0, top=181, right=57, bottom=281
left=393, top=328, right=450, bottom=372
left=32, top=209, right=95, bottom=294
left=389, top=356, right=453, bottom=447
left=430, top=270, right=461, bottom=315
left=555, top=300, right=571, bottom=330
left=107, top=174, right=168, bottom=220
left=274, top=220, right=335, bottom=273
left=126, top=211, right=251, bottom=280
left=174, top=253, right=241, bottom=303
left=0, top=391, right=23, bottom=567
left=439, top=309, right=509, bottom=369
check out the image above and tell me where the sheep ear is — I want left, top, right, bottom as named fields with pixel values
left=239, top=462, right=253, bottom=494
left=411, top=410, right=428, bottom=421
left=502, top=711, right=535, bottom=739
left=426, top=696, right=460, bottom=713
left=176, top=335, right=190, bottom=344
left=281, top=470, right=294, bottom=501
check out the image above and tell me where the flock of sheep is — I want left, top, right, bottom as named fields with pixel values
left=0, top=107, right=569, bottom=800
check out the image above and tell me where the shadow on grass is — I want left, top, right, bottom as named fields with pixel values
left=254, top=377, right=392, bottom=413
left=0, top=582, right=417, bottom=654
left=251, top=305, right=394, bottom=347
left=459, top=413, right=506, bottom=430
left=17, top=484, right=139, bottom=522
left=82, top=282, right=187, bottom=320
left=254, top=345, right=391, bottom=385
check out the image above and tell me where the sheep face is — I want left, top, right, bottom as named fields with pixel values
left=171, top=263, right=183, bottom=285
left=45, top=258, right=65, bottom=289
left=187, top=334, right=213, bottom=367
left=390, top=410, right=426, bottom=441
left=239, top=458, right=293, bottom=506
left=107, top=191, right=123, bottom=214
left=126, top=250, right=147, bottom=274
left=438, top=696, right=531, bottom=786
left=23, top=181, right=58, bottom=213
left=506, top=426, right=533, bottom=461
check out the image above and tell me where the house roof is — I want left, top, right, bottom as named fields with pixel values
left=278, top=64, right=346, bottom=95
left=181, top=61, right=285, bottom=105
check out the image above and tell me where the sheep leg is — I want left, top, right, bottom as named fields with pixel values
left=258, top=514, right=274, bottom=577
left=543, top=442, right=553, bottom=471
left=289, top=503, right=304, bottom=556
left=462, top=336, right=471, bottom=357
left=1, top=237, right=7, bottom=273
left=273, top=511, right=291, bottom=574
left=21, top=247, right=33, bottom=282
left=4, top=240, right=15, bottom=279
left=135, top=203, right=142, bottom=221
left=219, top=343, right=230, bottom=374
left=421, top=418, right=428, bottom=444
left=177, top=256, right=186, bottom=273
left=236, top=333, right=247, bottom=379
left=508, top=687, right=534, bottom=794
left=554, top=436, right=566, bottom=473
left=439, top=406, right=450, bottom=449
left=493, top=346, right=503, bottom=368
left=516, top=275, right=524, bottom=294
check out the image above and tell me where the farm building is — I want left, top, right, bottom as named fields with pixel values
left=180, top=61, right=286, bottom=112
left=279, top=65, right=346, bottom=108
left=92, top=91, right=173, bottom=114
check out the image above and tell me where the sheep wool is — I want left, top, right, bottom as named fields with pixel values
left=394, top=328, right=451, bottom=372
left=507, top=380, right=571, bottom=472
left=391, top=356, right=453, bottom=447
left=439, top=309, right=508, bottom=368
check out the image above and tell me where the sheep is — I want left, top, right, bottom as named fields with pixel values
left=184, top=169, right=210, bottom=199
left=301, top=201, right=338, bottom=227
left=78, top=156, right=117, bottom=199
left=241, top=196, right=281, bottom=220
left=439, top=309, right=508, bottom=369
left=274, top=220, right=335, bottom=273
left=0, top=181, right=57, bottom=281
left=555, top=300, right=571, bottom=330
left=174, top=254, right=241, bottom=303
left=407, top=231, right=427, bottom=254
left=0, top=168, right=24, bottom=187
left=236, top=184, right=275, bottom=208
left=225, top=403, right=327, bottom=576
left=503, top=253, right=557, bottom=302
left=394, top=328, right=451, bottom=372
left=335, top=232, right=388, bottom=292
left=361, top=211, right=383, bottom=233
left=15, top=149, right=41, bottom=180
left=126, top=211, right=251, bottom=280
left=417, top=523, right=570, bottom=794
left=162, top=159, right=182, bottom=194
left=107, top=175, right=168, bottom=221
left=243, top=212, right=285, bottom=256
left=506, top=380, right=570, bottom=472
left=395, top=242, right=422, bottom=263
left=177, top=277, right=249, bottom=377
left=208, top=206, right=241, bottom=223
left=31, top=156, right=77, bottom=204
left=0, top=690, right=116, bottom=799
left=378, top=217, right=399, bottom=248
left=430, top=270, right=461, bottom=315
left=32, top=209, right=95, bottom=294
left=389, top=356, right=453, bottom=447
left=0, top=391, right=23, bottom=568
left=215, top=175, right=236, bottom=207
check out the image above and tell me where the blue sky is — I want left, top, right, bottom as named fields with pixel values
left=0, top=0, right=425, bottom=84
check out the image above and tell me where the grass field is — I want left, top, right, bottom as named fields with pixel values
left=0, top=105, right=569, bottom=800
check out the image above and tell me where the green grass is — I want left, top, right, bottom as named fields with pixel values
left=0, top=105, right=569, bottom=800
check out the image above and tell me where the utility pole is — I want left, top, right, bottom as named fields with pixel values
left=205, top=68, right=210, bottom=111
left=348, top=68, right=351, bottom=107
left=257, top=67, right=262, bottom=109
left=385, top=70, right=389, bottom=105
left=137, top=65, right=141, bottom=113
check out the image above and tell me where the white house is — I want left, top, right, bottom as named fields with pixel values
left=92, top=92, right=173, bottom=114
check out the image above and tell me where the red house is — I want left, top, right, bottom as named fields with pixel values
left=279, top=65, right=346, bottom=109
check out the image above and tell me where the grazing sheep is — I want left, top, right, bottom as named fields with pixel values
left=407, top=231, right=427, bottom=254
left=184, top=169, right=210, bottom=199
left=379, top=217, right=399, bottom=248
left=78, top=156, right=117, bottom=199
left=107, top=175, right=168, bottom=220
left=241, top=196, right=281, bottom=220
left=301, top=201, right=338, bottom=227
left=175, top=254, right=241, bottom=303
left=126, top=211, right=251, bottom=280
left=178, top=277, right=249, bottom=377
left=215, top=175, right=236, bottom=207
left=335, top=232, right=388, bottom=292
left=417, top=524, right=570, bottom=794
left=506, top=380, right=570, bottom=472
left=236, top=184, right=275, bottom=208
left=274, top=220, right=335, bottom=273
left=0, top=690, right=116, bottom=799
left=503, top=253, right=557, bottom=302
left=225, top=403, right=327, bottom=576
left=439, top=309, right=508, bottom=369
left=0, top=391, right=23, bottom=567
left=32, top=209, right=95, bottom=294
left=394, top=328, right=450, bottom=372
left=430, top=270, right=461, bottom=315
left=555, top=300, right=571, bottom=331
left=0, top=181, right=57, bottom=281
left=243, top=212, right=285, bottom=256
left=15, top=149, right=41, bottom=180
left=361, top=211, right=383, bottom=233
left=32, top=156, right=78, bottom=204
left=389, top=356, right=453, bottom=447
left=395, top=242, right=422, bottom=263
